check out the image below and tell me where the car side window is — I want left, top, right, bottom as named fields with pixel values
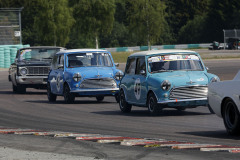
left=57, top=55, right=64, bottom=69
left=51, top=55, right=58, bottom=70
left=125, top=58, right=136, bottom=75
left=135, top=57, right=146, bottom=75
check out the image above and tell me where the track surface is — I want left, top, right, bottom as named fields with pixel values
left=0, top=59, right=240, bottom=159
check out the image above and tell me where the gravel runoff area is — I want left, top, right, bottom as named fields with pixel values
left=0, top=147, right=100, bottom=160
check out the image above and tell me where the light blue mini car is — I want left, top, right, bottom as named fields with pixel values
left=119, top=50, right=219, bottom=115
left=47, top=49, right=123, bottom=103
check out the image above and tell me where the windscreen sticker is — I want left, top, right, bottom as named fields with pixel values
left=20, top=49, right=31, bottom=59
left=148, top=55, right=200, bottom=63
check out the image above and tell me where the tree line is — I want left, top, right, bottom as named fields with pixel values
left=0, top=0, right=239, bottom=49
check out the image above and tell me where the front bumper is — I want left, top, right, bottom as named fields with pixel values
left=158, top=98, right=208, bottom=107
left=71, top=88, right=119, bottom=96
left=16, top=76, right=48, bottom=85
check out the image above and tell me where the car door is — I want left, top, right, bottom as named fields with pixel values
left=122, top=57, right=136, bottom=102
left=132, top=57, right=147, bottom=105
left=51, top=55, right=64, bottom=94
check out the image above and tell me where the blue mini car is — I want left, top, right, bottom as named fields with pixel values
left=47, top=49, right=123, bottom=103
left=119, top=50, right=219, bottom=115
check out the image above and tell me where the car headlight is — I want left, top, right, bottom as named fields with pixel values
left=114, top=71, right=124, bottom=81
left=161, top=80, right=171, bottom=91
left=73, top=73, right=81, bottom=82
left=19, top=67, right=27, bottom=76
left=210, top=77, right=220, bottom=83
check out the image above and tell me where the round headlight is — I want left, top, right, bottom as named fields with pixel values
left=161, top=80, right=171, bottom=91
left=210, top=77, right=220, bottom=83
left=114, top=71, right=124, bottom=81
left=73, top=73, right=81, bottom=82
left=20, top=68, right=27, bottom=75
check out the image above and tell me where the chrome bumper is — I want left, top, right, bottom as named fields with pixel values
left=16, top=76, right=48, bottom=84
left=158, top=98, right=207, bottom=104
left=71, top=88, right=119, bottom=93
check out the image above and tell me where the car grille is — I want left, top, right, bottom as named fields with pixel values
left=26, top=67, right=50, bottom=75
left=169, top=86, right=208, bottom=100
left=80, top=78, right=117, bottom=89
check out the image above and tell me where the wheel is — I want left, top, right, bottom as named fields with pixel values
left=147, top=93, right=162, bottom=115
left=96, top=96, right=104, bottom=102
left=47, top=83, right=57, bottom=102
left=223, top=99, right=240, bottom=135
left=208, top=104, right=215, bottom=114
left=115, top=93, right=120, bottom=103
left=63, top=84, right=75, bottom=104
left=12, top=83, right=26, bottom=94
left=177, top=107, right=186, bottom=112
left=12, top=84, right=17, bottom=92
left=119, top=89, right=132, bottom=113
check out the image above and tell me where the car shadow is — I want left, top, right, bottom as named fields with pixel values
left=0, top=90, right=46, bottom=95
left=177, top=130, right=240, bottom=140
left=25, top=100, right=114, bottom=105
left=92, top=109, right=210, bottom=117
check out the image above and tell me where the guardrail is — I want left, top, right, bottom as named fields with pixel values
left=102, top=43, right=211, bottom=52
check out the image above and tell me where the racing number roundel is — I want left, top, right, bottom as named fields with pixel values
left=56, top=73, right=61, bottom=92
left=134, top=78, right=141, bottom=100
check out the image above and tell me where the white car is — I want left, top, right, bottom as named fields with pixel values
left=208, top=71, right=240, bottom=135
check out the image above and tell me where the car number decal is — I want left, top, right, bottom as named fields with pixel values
left=134, top=78, right=141, bottom=100
left=56, top=73, right=61, bottom=92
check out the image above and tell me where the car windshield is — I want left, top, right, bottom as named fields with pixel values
left=19, top=48, right=61, bottom=61
left=67, top=52, right=113, bottom=68
left=148, top=54, right=204, bottom=73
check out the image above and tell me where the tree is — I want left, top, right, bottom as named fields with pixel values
left=126, top=0, right=167, bottom=49
left=33, top=0, right=74, bottom=46
left=204, top=0, right=240, bottom=42
left=164, top=0, right=210, bottom=43
left=72, top=0, right=115, bottom=48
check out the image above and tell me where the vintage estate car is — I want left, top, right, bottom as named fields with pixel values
left=119, top=50, right=219, bottom=115
left=208, top=71, right=240, bottom=135
left=47, top=49, right=123, bottom=103
left=9, top=46, right=64, bottom=93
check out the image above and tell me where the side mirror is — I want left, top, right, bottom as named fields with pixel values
left=140, top=70, right=146, bottom=75
left=206, top=67, right=209, bottom=71
left=115, top=63, right=119, bottom=67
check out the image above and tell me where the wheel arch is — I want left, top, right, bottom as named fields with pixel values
left=147, top=90, right=158, bottom=104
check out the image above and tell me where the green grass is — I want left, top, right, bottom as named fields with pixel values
left=111, top=51, right=134, bottom=63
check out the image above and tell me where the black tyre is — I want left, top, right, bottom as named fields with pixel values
left=177, top=107, right=186, bottom=112
left=119, top=90, right=132, bottom=113
left=147, top=93, right=162, bottom=115
left=115, top=93, right=120, bottom=103
left=96, top=96, right=104, bottom=102
left=12, top=83, right=26, bottom=94
left=47, top=83, right=57, bottom=102
left=63, top=84, right=75, bottom=104
left=223, top=99, right=240, bottom=135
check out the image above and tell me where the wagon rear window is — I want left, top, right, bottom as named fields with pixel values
left=148, top=54, right=204, bottom=72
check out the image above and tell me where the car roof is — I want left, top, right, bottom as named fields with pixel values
left=19, top=46, right=65, bottom=50
left=129, top=49, right=198, bottom=57
left=57, top=49, right=108, bottom=55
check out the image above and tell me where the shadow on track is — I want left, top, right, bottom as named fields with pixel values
left=25, top=100, right=114, bottom=105
left=0, top=90, right=46, bottom=95
left=92, top=109, right=210, bottom=117
left=177, top=130, right=240, bottom=140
